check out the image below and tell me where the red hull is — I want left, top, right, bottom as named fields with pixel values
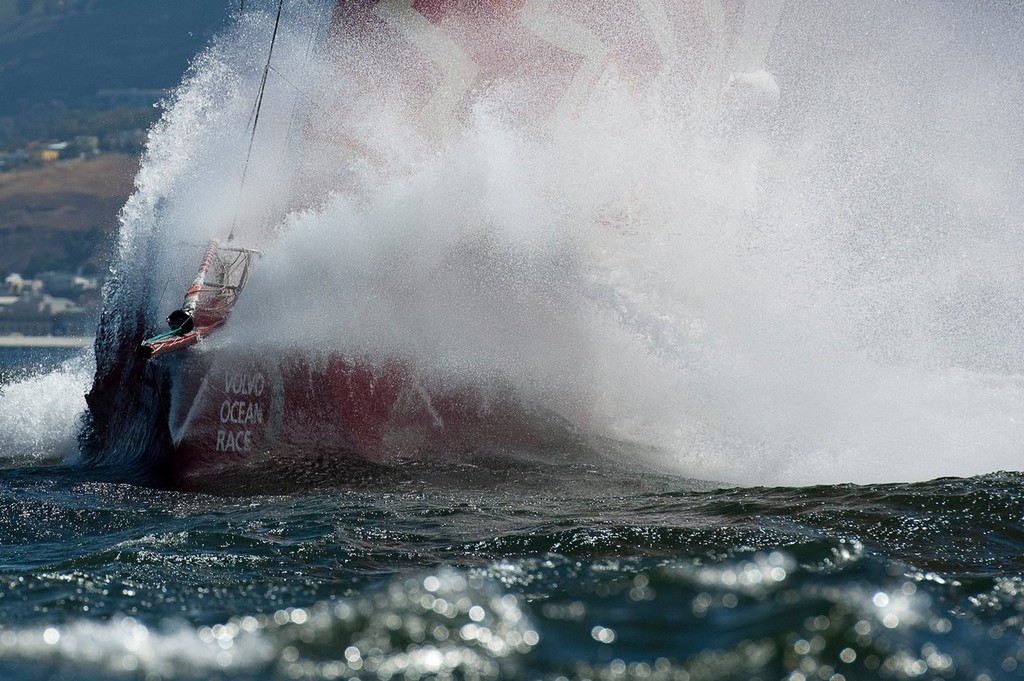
left=168, top=350, right=554, bottom=490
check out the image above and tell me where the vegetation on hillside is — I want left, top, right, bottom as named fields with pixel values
left=0, top=154, right=137, bottom=276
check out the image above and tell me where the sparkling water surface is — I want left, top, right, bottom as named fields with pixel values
left=1, top=350, right=1023, bottom=680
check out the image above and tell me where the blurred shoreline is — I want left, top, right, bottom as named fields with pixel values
left=0, top=335, right=92, bottom=348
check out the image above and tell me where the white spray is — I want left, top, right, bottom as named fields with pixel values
left=227, top=0, right=1024, bottom=485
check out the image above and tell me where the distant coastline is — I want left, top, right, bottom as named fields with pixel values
left=0, top=335, right=92, bottom=348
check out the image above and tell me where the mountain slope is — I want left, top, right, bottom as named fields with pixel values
left=0, top=0, right=233, bottom=144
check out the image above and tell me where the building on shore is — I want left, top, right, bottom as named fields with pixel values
left=0, top=294, right=94, bottom=337
left=0, top=271, right=100, bottom=338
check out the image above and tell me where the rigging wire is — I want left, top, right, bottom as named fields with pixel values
left=280, top=0, right=332, bottom=148
left=229, top=0, right=285, bottom=243
left=269, top=0, right=334, bottom=223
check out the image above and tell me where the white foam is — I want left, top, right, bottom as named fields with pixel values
left=0, top=351, right=93, bottom=464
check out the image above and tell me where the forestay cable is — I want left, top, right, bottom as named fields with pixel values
left=229, top=0, right=285, bottom=242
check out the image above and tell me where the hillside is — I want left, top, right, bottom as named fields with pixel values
left=0, top=0, right=233, bottom=146
left=0, top=0, right=237, bottom=275
left=0, top=154, right=137, bottom=274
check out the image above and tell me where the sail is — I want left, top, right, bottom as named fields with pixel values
left=320, top=0, right=783, bottom=141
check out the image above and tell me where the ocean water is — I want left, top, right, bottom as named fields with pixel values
left=1, top=347, right=1024, bottom=680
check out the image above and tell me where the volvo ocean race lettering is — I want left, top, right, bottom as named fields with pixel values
left=215, top=429, right=251, bottom=453
left=219, top=400, right=265, bottom=425
left=216, top=370, right=267, bottom=452
left=224, top=371, right=265, bottom=397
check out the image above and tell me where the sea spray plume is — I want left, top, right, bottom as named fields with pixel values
left=82, top=0, right=1024, bottom=486
left=84, top=0, right=786, bottom=480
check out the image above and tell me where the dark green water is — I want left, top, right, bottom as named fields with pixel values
left=1, top=348, right=1023, bottom=680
